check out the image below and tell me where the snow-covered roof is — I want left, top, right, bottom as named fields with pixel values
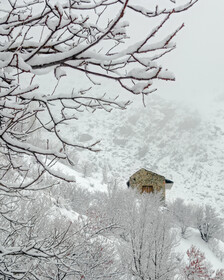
left=130, top=168, right=165, bottom=179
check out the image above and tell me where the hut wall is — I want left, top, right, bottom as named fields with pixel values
left=129, top=169, right=165, bottom=198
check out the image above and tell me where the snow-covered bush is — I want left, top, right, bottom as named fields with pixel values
left=123, top=192, right=180, bottom=279
left=0, top=189, right=121, bottom=279
left=169, top=198, right=194, bottom=238
left=193, top=205, right=224, bottom=242
left=102, top=162, right=113, bottom=184
left=98, top=189, right=180, bottom=279
left=208, top=238, right=224, bottom=263
left=81, top=161, right=93, bottom=178
left=213, top=269, right=224, bottom=280
left=183, top=246, right=214, bottom=279
left=183, top=246, right=224, bottom=280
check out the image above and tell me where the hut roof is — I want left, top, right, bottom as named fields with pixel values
left=165, top=178, right=174, bottom=184
left=130, top=168, right=165, bottom=179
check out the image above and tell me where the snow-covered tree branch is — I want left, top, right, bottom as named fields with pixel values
left=0, top=0, right=198, bottom=191
left=0, top=189, right=121, bottom=279
left=0, top=1, right=199, bottom=277
left=193, top=205, right=224, bottom=243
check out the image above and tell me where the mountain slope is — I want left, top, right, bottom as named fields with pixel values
left=69, top=96, right=224, bottom=216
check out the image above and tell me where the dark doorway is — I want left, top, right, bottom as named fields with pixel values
left=142, top=185, right=153, bottom=193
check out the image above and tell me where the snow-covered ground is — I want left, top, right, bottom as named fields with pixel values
left=177, top=228, right=224, bottom=270
left=61, top=94, right=224, bottom=215
left=55, top=153, right=224, bottom=272
left=35, top=70, right=224, bottom=271
left=55, top=157, right=224, bottom=271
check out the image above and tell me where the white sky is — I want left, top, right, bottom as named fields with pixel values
left=34, top=0, right=224, bottom=116
left=154, top=0, right=224, bottom=113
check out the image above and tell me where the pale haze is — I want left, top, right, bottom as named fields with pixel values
left=1, top=1, right=224, bottom=277
left=158, top=0, right=224, bottom=114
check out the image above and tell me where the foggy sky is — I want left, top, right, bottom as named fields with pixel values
left=157, top=0, right=224, bottom=114
left=34, top=0, right=224, bottom=117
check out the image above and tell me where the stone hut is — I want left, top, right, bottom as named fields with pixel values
left=127, top=168, right=173, bottom=199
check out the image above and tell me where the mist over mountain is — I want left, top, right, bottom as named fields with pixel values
left=70, top=95, right=224, bottom=216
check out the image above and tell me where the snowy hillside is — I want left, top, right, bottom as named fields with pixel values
left=49, top=96, right=224, bottom=273
left=2, top=0, right=224, bottom=277
left=65, top=95, right=224, bottom=217
left=54, top=152, right=224, bottom=272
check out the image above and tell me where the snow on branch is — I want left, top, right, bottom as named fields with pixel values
left=0, top=0, right=198, bottom=191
